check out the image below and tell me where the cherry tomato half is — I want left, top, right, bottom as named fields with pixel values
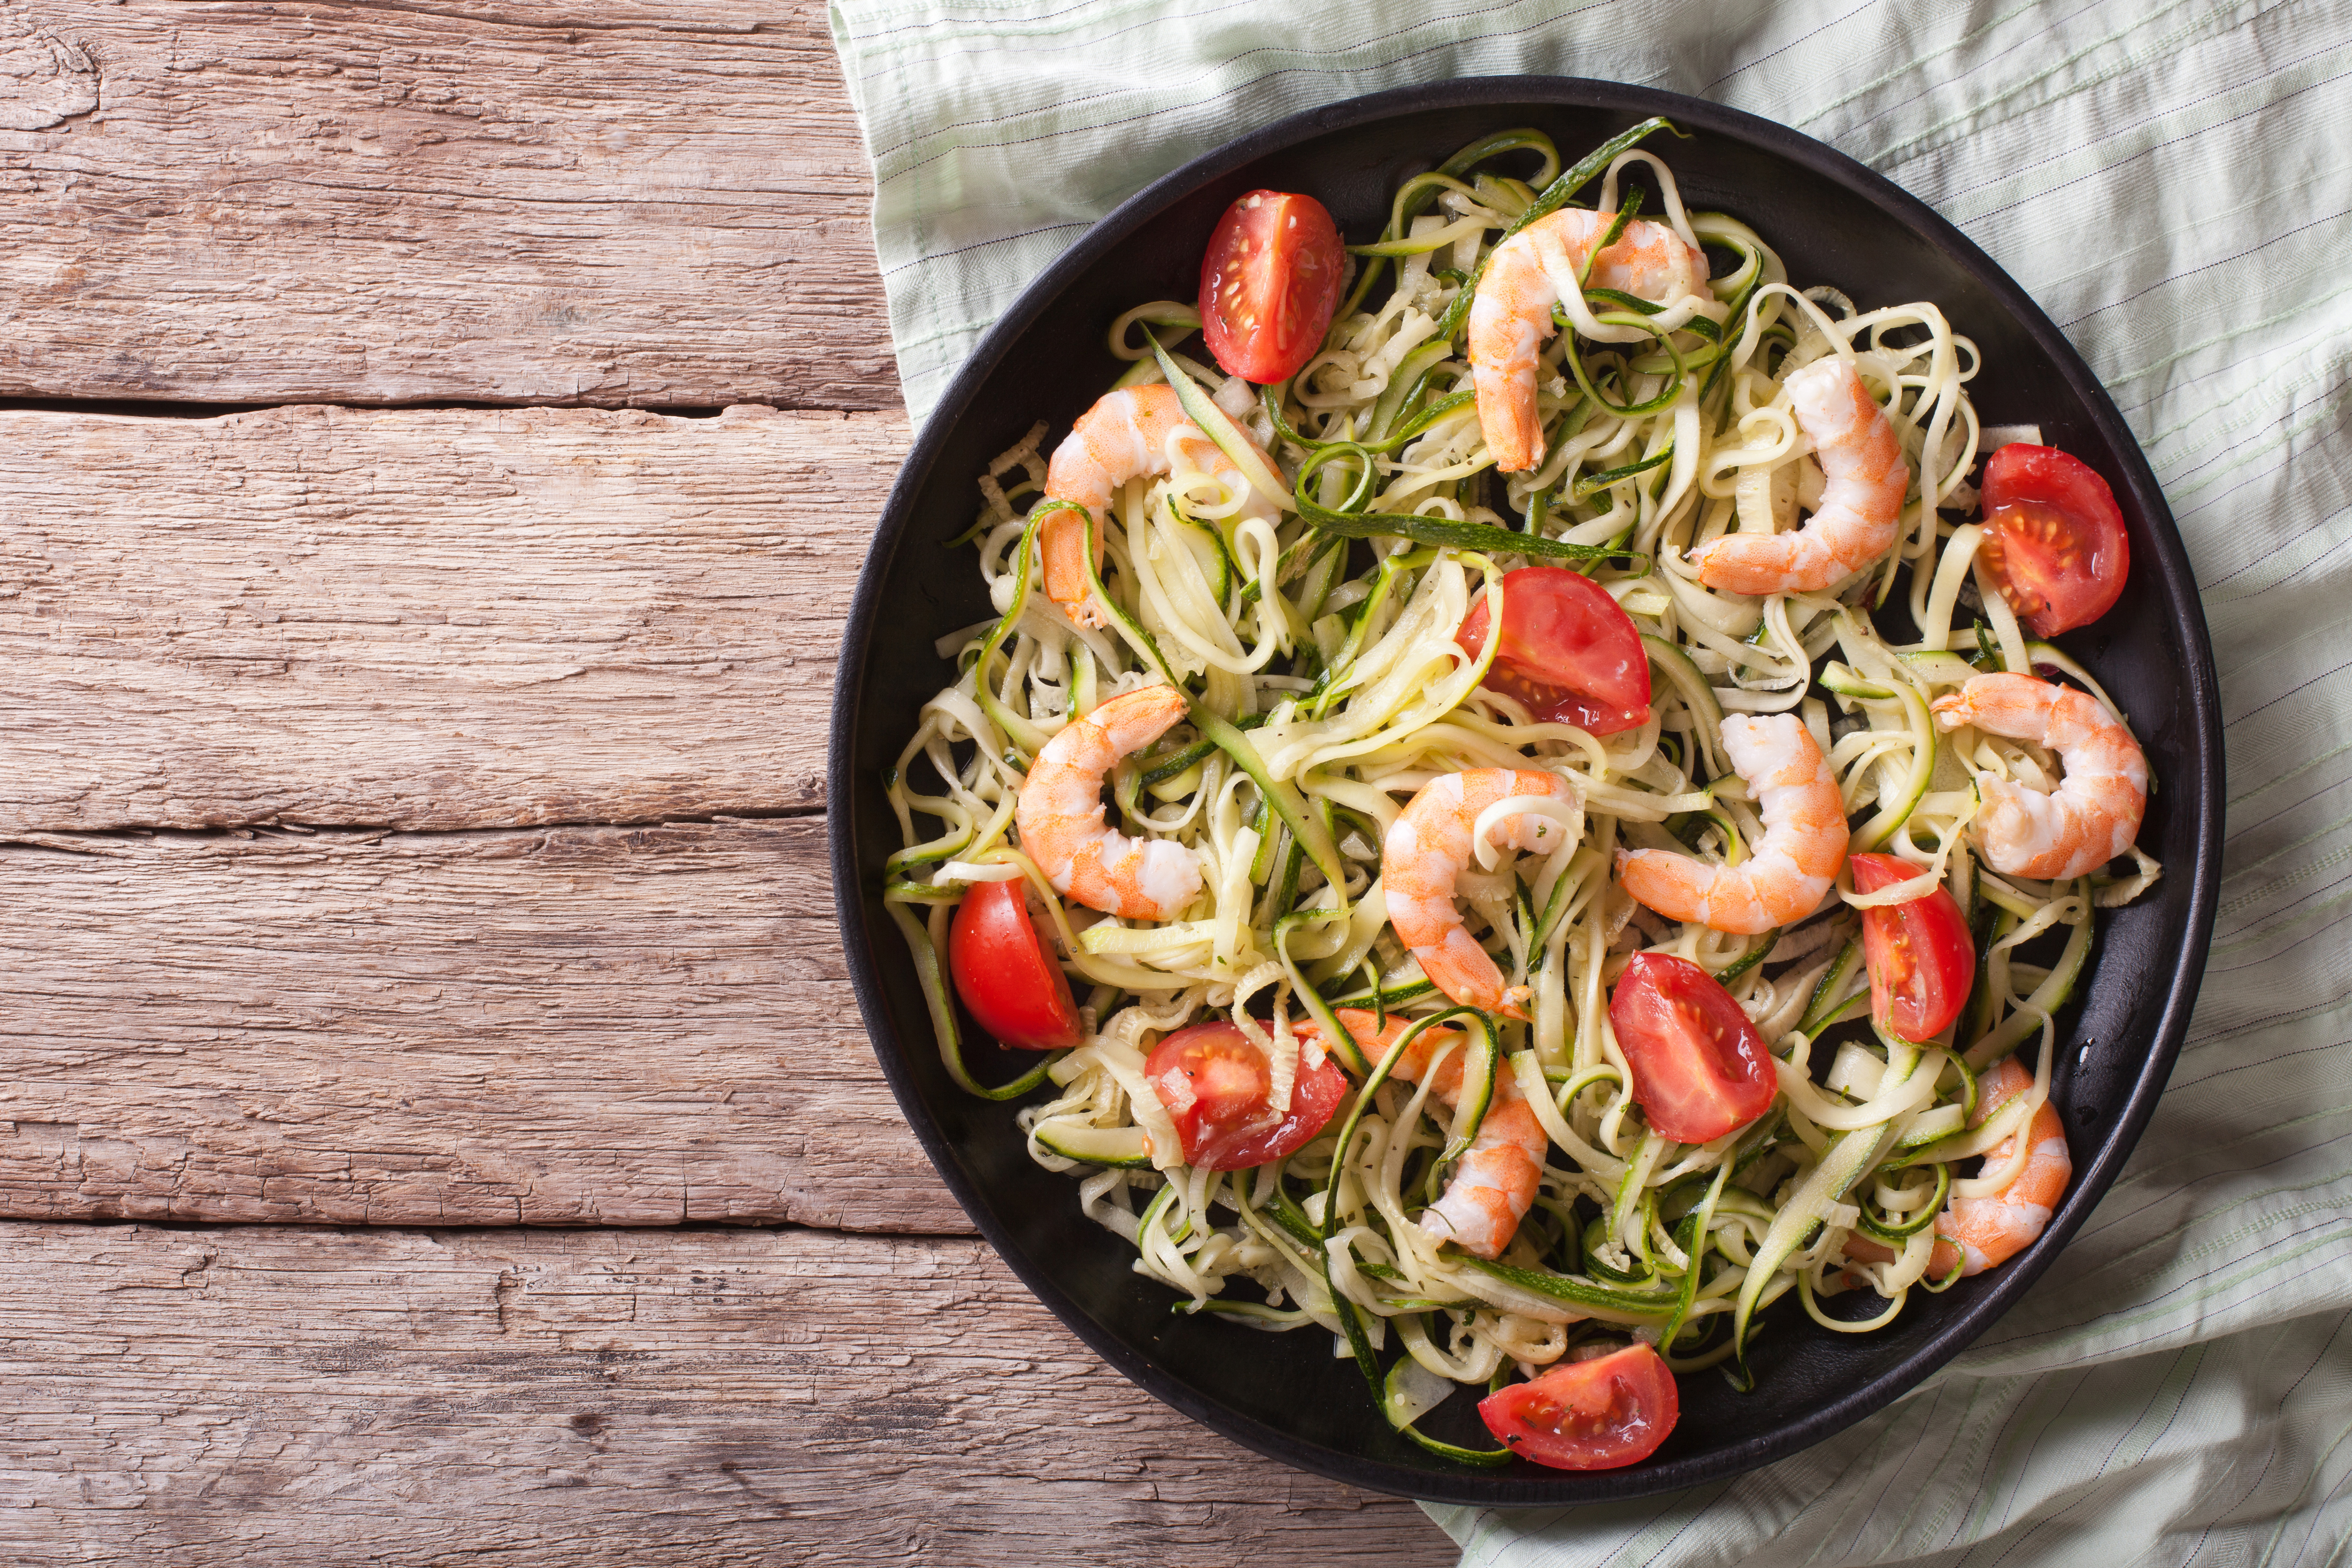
left=1478, top=1344, right=1679, bottom=1470
left=1849, top=853, right=1975, bottom=1043
left=946, top=877, right=1082, bottom=1051
left=1199, top=191, right=1346, bottom=384
left=1607, top=953, right=1776, bottom=1145
left=1455, top=567, right=1653, bottom=736
left=1146, top=1021, right=1349, bottom=1170
left=1977, top=443, right=2130, bottom=637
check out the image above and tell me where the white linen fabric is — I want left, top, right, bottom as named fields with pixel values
left=826, top=1, right=2352, bottom=1560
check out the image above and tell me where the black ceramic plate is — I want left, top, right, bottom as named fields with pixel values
left=828, top=78, right=2223, bottom=1504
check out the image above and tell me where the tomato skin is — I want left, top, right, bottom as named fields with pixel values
left=946, top=877, right=1082, bottom=1051
left=1455, top=567, right=1653, bottom=736
left=1849, top=854, right=1975, bottom=1042
left=1199, top=191, right=1345, bottom=384
left=1608, top=954, right=1777, bottom=1145
left=1146, top=1021, right=1349, bottom=1170
left=1977, top=444, right=2130, bottom=637
left=1478, top=1344, right=1679, bottom=1470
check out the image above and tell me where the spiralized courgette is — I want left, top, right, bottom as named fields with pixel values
left=881, top=119, right=2158, bottom=1457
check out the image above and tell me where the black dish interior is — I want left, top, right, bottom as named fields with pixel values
left=828, top=79, right=2223, bottom=1505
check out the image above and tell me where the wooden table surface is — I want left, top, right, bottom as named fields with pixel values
left=0, top=3, right=1462, bottom=1560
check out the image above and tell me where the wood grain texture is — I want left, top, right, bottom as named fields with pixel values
left=0, top=818, right=974, bottom=1233
left=0, top=1222, right=1458, bottom=1565
left=0, top=402, right=901, bottom=831
left=0, top=0, right=898, bottom=407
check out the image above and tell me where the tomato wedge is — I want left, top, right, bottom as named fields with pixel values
left=1478, top=1344, right=1679, bottom=1470
left=1849, top=853, right=1975, bottom=1042
left=1976, top=443, right=2130, bottom=637
left=1199, top=191, right=1345, bottom=384
left=1455, top=567, right=1653, bottom=736
left=1607, top=953, right=1776, bottom=1144
left=1145, top=1021, right=1349, bottom=1170
left=946, top=877, right=1082, bottom=1051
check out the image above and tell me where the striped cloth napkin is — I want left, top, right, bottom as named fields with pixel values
left=826, top=2, right=2352, bottom=1560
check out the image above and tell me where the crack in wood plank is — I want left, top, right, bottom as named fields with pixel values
left=0, top=15, right=98, bottom=132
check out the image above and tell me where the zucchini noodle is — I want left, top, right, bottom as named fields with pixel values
left=882, top=121, right=2160, bottom=1462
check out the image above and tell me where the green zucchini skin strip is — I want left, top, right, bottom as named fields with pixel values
left=1715, top=929, right=1779, bottom=982
left=1965, top=889, right=2093, bottom=1068
left=969, top=499, right=1059, bottom=674
left=960, top=500, right=1068, bottom=765
left=1571, top=440, right=1675, bottom=499
left=1429, top=116, right=1687, bottom=342
left=1192, top=708, right=1349, bottom=906
left=1276, top=913, right=1372, bottom=1077
left=1576, top=188, right=1641, bottom=286
left=1382, top=1354, right=1513, bottom=1466
left=1798, top=937, right=1865, bottom=1036
left=1293, top=463, right=1650, bottom=569
left=1070, top=501, right=1184, bottom=688
left=1369, top=342, right=1460, bottom=442
left=1854, top=1161, right=1951, bottom=1243
left=1437, top=1012, right=1501, bottom=1166
left=1143, top=330, right=1288, bottom=509
left=1399, top=1419, right=1515, bottom=1467
left=1849, top=683, right=1938, bottom=853
left=1459, top=1255, right=1682, bottom=1319
left=1138, top=711, right=1266, bottom=789
left=1563, top=310, right=1686, bottom=419
left=1579, top=1211, right=1658, bottom=1287
left=1033, top=1122, right=1152, bottom=1168
left=1655, top=1161, right=1733, bottom=1352
left=884, top=901, right=1064, bottom=1102
left=1731, top=1117, right=1898, bottom=1365
left=1173, top=1298, right=1309, bottom=1326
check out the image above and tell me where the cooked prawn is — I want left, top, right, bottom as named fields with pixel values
left=1932, top=673, right=2147, bottom=880
left=1934, top=1056, right=2070, bottom=1276
left=1467, top=209, right=1709, bottom=472
left=1617, top=714, right=1848, bottom=934
left=1382, top=769, right=1579, bottom=1018
left=1305, top=1009, right=1550, bottom=1260
left=1016, top=683, right=1202, bottom=920
left=1688, top=358, right=1911, bottom=595
left=1040, top=384, right=1279, bottom=628
left=1840, top=1058, right=2068, bottom=1282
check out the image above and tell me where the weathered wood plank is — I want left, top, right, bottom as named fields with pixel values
left=0, top=818, right=971, bottom=1233
left=0, top=1221, right=1458, bottom=1565
left=0, top=0, right=899, bottom=407
left=1, top=403, right=900, bottom=831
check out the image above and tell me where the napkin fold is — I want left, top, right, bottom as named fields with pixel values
left=827, top=0, right=2352, bottom=1560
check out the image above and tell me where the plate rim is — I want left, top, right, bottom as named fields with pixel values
left=828, top=74, right=2226, bottom=1506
